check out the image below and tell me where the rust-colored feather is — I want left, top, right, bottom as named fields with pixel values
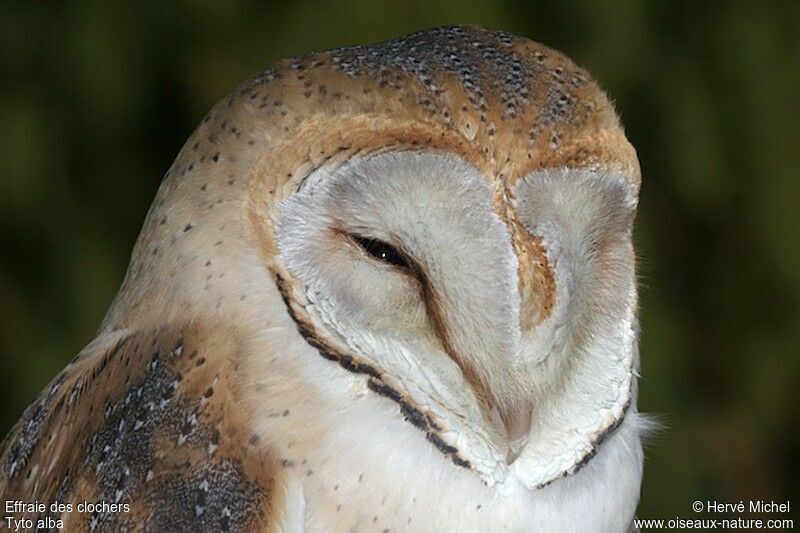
left=0, top=325, right=286, bottom=531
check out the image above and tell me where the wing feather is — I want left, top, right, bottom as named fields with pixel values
left=0, top=324, right=294, bottom=532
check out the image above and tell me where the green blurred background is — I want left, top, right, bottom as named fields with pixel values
left=1, top=0, right=797, bottom=521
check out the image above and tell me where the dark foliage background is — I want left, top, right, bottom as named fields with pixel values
left=1, top=0, right=797, bottom=520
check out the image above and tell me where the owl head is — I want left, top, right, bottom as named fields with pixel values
left=103, top=25, right=641, bottom=489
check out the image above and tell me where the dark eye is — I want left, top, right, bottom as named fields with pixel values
left=352, top=236, right=409, bottom=268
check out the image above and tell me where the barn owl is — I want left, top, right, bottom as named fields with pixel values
left=0, top=25, right=645, bottom=532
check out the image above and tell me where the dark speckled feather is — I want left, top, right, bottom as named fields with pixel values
left=0, top=326, right=284, bottom=531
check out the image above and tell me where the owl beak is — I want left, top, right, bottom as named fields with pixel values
left=497, top=402, right=533, bottom=464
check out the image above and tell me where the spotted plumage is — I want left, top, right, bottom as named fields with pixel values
left=1, top=25, right=645, bottom=531
left=2, top=326, right=283, bottom=530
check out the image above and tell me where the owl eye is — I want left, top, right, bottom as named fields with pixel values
left=352, top=235, right=409, bottom=269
